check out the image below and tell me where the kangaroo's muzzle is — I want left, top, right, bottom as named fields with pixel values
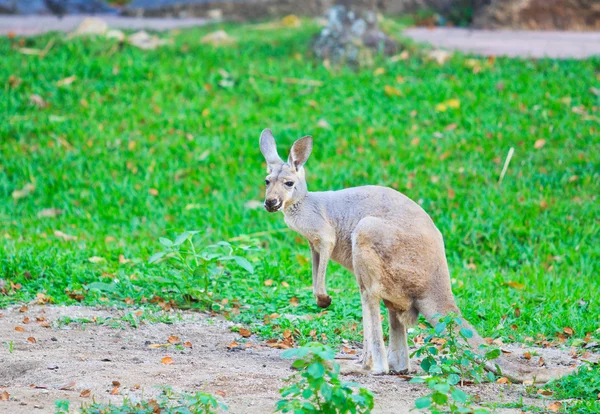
left=264, top=198, right=282, bottom=212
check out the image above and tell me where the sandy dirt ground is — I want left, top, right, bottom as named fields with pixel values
left=0, top=305, right=595, bottom=413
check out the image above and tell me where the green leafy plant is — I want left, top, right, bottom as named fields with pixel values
left=276, top=343, right=374, bottom=414
left=80, top=386, right=227, bottom=413
left=413, top=314, right=500, bottom=384
left=55, top=399, right=70, bottom=413
left=149, top=231, right=257, bottom=309
left=410, top=313, right=501, bottom=413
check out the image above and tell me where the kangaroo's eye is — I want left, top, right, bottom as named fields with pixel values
left=265, top=179, right=270, bottom=186
left=285, top=181, right=294, bottom=187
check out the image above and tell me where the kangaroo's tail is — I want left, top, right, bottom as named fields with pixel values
left=418, top=304, right=574, bottom=384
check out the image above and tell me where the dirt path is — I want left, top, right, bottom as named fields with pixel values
left=403, top=27, right=600, bottom=59
left=0, top=306, right=593, bottom=413
left=0, top=15, right=209, bottom=36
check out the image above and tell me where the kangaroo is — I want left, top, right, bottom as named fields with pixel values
left=259, top=128, right=573, bottom=383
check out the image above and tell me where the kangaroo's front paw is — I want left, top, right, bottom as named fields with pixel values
left=316, top=294, right=332, bottom=308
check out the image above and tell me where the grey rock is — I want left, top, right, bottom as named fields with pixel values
left=312, top=5, right=398, bottom=65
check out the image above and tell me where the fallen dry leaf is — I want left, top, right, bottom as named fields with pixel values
left=106, top=29, right=125, bottom=42
left=547, top=402, right=562, bottom=412
left=147, top=343, right=169, bottom=349
left=384, top=85, right=402, bottom=97
left=12, top=183, right=36, bottom=199
left=563, top=327, right=574, bottom=336
left=281, top=14, right=301, bottom=28
left=317, top=118, right=331, bottom=129
left=538, top=389, right=553, bottom=396
left=37, top=208, right=63, bottom=218
left=244, top=200, right=263, bottom=209
left=27, top=337, right=36, bottom=344
left=534, top=139, right=546, bottom=149
left=428, top=49, right=452, bottom=65
left=201, top=30, right=235, bottom=46
left=129, top=31, right=171, bottom=50
left=59, top=381, right=76, bottom=391
left=54, top=230, right=77, bottom=241
left=281, top=281, right=290, bottom=288
left=148, top=188, right=159, bottom=196
left=161, top=356, right=173, bottom=365
left=19, top=305, right=28, bottom=313
left=29, top=95, right=48, bottom=108
left=373, top=67, right=385, bottom=76
left=184, top=341, right=193, bottom=348
left=15, top=326, right=24, bottom=332
left=523, top=351, right=532, bottom=360
left=110, top=386, right=119, bottom=395
left=215, top=390, right=227, bottom=397
left=239, top=328, right=252, bottom=338
left=496, top=377, right=509, bottom=384
left=505, top=281, right=525, bottom=290
left=0, top=391, right=8, bottom=401
left=289, top=297, right=299, bottom=307
left=88, top=256, right=106, bottom=263
left=80, top=389, right=91, bottom=398
left=56, top=76, right=77, bottom=87
left=264, top=279, right=273, bottom=287
left=69, top=17, right=107, bottom=37
left=167, top=335, right=181, bottom=345
left=343, top=346, right=356, bottom=355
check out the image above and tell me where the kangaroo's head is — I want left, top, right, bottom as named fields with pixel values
left=259, top=128, right=312, bottom=213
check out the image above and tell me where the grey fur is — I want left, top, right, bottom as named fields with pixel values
left=259, top=129, right=573, bottom=382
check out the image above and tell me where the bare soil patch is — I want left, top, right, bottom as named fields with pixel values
left=0, top=306, right=594, bottom=413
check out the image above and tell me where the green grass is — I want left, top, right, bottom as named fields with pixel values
left=1, top=18, right=599, bottom=409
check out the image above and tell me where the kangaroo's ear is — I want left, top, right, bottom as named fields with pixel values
left=288, top=136, right=313, bottom=171
left=259, top=128, right=282, bottom=167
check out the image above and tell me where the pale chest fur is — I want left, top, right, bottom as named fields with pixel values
left=284, top=210, right=355, bottom=271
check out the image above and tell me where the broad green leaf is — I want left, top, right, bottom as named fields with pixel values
left=148, top=251, right=167, bottom=264
left=159, top=237, right=173, bottom=247
left=415, top=396, right=431, bottom=409
left=485, top=349, right=501, bottom=360
left=448, top=373, right=461, bottom=385
left=173, top=231, right=193, bottom=246
left=451, top=387, right=469, bottom=403
left=85, top=282, right=117, bottom=293
left=434, top=322, right=447, bottom=335
left=307, top=362, right=325, bottom=379
left=460, top=327, right=473, bottom=338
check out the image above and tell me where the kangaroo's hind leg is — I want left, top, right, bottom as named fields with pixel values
left=350, top=217, right=392, bottom=375
left=387, top=309, right=411, bottom=374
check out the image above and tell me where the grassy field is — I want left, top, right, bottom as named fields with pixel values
left=1, top=18, right=599, bottom=410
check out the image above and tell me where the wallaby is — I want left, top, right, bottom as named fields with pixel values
left=259, top=128, right=573, bottom=383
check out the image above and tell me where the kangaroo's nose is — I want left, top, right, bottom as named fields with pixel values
left=264, top=199, right=281, bottom=212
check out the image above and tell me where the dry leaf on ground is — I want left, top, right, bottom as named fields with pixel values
left=428, top=49, right=452, bottom=65
left=55, top=230, right=77, bottom=241
left=129, top=31, right=171, bottom=50
left=167, top=335, right=181, bottom=345
left=38, top=208, right=62, bottom=218
left=201, top=30, right=235, bottom=46
left=12, top=183, right=35, bottom=199
left=69, top=18, right=108, bottom=37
